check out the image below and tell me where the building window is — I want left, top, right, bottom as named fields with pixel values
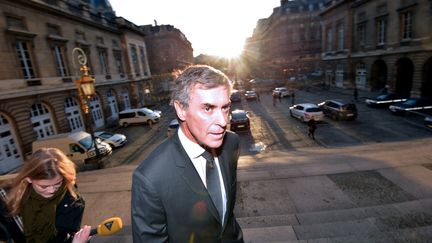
left=337, top=22, right=344, bottom=51
left=401, top=11, right=413, bottom=40
left=15, top=41, right=36, bottom=79
left=357, top=23, right=366, bottom=48
left=47, top=24, right=61, bottom=36
left=376, top=18, right=386, bottom=46
left=30, top=103, right=55, bottom=139
left=53, top=45, right=68, bottom=77
left=139, top=46, right=148, bottom=76
left=96, top=36, right=104, bottom=45
left=98, top=48, right=109, bottom=74
left=76, top=31, right=85, bottom=41
left=326, top=27, right=333, bottom=52
left=130, top=44, right=140, bottom=76
left=6, top=15, right=26, bottom=30
left=113, top=51, right=124, bottom=76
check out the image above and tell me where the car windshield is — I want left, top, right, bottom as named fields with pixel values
left=98, top=132, right=113, bottom=139
left=403, top=99, right=418, bottom=106
left=376, top=94, right=390, bottom=100
left=232, top=112, right=247, bottom=120
left=306, top=108, right=321, bottom=112
left=142, top=108, right=153, bottom=113
left=78, top=136, right=94, bottom=150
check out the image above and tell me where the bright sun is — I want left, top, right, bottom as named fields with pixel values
left=192, top=32, right=245, bottom=58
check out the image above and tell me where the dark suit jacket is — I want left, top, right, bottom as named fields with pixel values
left=131, top=130, right=243, bottom=243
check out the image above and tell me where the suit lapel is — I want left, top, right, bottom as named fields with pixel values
left=217, top=149, right=231, bottom=228
left=173, top=133, right=222, bottom=224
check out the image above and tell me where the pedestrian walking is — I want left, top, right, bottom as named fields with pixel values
left=273, top=93, right=277, bottom=106
left=278, top=93, right=282, bottom=103
left=381, top=85, right=389, bottom=94
left=307, top=117, right=317, bottom=140
left=291, top=90, right=296, bottom=105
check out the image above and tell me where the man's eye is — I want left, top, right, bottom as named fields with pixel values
left=204, top=106, right=211, bottom=112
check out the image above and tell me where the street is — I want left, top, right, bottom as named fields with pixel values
left=79, top=87, right=432, bottom=242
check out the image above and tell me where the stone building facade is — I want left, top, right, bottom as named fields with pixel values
left=321, top=0, right=432, bottom=97
left=141, top=24, right=194, bottom=75
left=245, top=0, right=325, bottom=80
left=0, top=0, right=166, bottom=174
left=140, top=24, right=194, bottom=99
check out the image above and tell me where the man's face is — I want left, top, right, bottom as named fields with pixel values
left=175, top=84, right=231, bottom=149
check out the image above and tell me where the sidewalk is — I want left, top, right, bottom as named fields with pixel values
left=77, top=137, right=432, bottom=242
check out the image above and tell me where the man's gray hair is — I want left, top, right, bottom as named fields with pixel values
left=170, top=65, right=232, bottom=108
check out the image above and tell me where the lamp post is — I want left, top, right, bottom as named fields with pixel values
left=72, top=48, right=100, bottom=160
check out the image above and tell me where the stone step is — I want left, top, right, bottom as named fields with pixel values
left=243, top=223, right=432, bottom=242
left=238, top=198, right=432, bottom=229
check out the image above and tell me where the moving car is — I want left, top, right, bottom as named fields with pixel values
left=389, top=98, right=432, bottom=115
left=289, top=103, right=324, bottom=122
left=244, top=90, right=258, bottom=101
left=424, top=116, right=432, bottom=129
left=230, top=91, right=241, bottom=102
left=318, top=99, right=357, bottom=121
left=365, top=93, right=408, bottom=107
left=167, top=119, right=180, bottom=137
left=272, top=87, right=291, bottom=98
left=94, top=131, right=127, bottom=148
left=230, top=109, right=250, bottom=132
left=425, top=116, right=432, bottom=129
left=118, top=108, right=161, bottom=127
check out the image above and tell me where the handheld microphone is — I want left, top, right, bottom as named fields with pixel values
left=89, top=217, right=123, bottom=236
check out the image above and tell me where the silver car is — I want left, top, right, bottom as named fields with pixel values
left=289, top=103, right=324, bottom=122
left=94, top=131, right=127, bottom=148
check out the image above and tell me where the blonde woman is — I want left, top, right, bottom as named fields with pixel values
left=0, top=148, right=90, bottom=243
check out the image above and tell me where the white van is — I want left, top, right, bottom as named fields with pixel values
left=118, top=108, right=161, bottom=127
left=32, top=131, right=112, bottom=166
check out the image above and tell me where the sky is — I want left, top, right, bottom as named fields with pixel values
left=109, top=0, right=281, bottom=58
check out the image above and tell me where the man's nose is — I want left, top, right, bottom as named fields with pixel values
left=215, top=109, right=228, bottom=127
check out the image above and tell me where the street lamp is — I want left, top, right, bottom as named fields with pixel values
left=72, top=47, right=100, bottom=160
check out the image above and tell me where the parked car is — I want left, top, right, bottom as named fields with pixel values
left=94, top=131, right=127, bottom=148
left=289, top=103, right=324, bottom=122
left=118, top=108, right=161, bottom=127
left=318, top=99, right=358, bottom=121
left=389, top=98, right=432, bottom=115
left=230, top=109, right=250, bottom=132
left=230, top=91, right=241, bottom=102
left=365, top=93, right=408, bottom=107
left=167, top=119, right=180, bottom=137
left=244, top=90, right=258, bottom=101
left=272, top=87, right=291, bottom=98
left=425, top=116, right=432, bottom=129
left=32, top=131, right=112, bottom=166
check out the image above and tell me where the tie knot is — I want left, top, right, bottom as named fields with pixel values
left=202, top=150, right=215, bottom=168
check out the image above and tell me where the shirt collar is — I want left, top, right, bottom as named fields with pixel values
left=178, top=126, right=206, bottom=160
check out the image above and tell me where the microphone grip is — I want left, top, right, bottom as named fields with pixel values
left=90, top=228, right=98, bottom=236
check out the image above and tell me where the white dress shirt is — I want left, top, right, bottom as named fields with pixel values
left=177, top=127, right=227, bottom=222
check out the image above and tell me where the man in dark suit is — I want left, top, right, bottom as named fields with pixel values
left=131, top=65, right=244, bottom=242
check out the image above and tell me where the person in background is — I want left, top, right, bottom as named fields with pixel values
left=131, top=65, right=244, bottom=242
left=0, top=148, right=89, bottom=243
left=307, top=117, right=317, bottom=140
left=291, top=89, right=296, bottom=105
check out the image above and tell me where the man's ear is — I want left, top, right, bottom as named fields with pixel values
left=173, top=100, right=186, bottom=122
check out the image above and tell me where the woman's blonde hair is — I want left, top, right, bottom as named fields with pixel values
left=4, top=147, right=77, bottom=215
